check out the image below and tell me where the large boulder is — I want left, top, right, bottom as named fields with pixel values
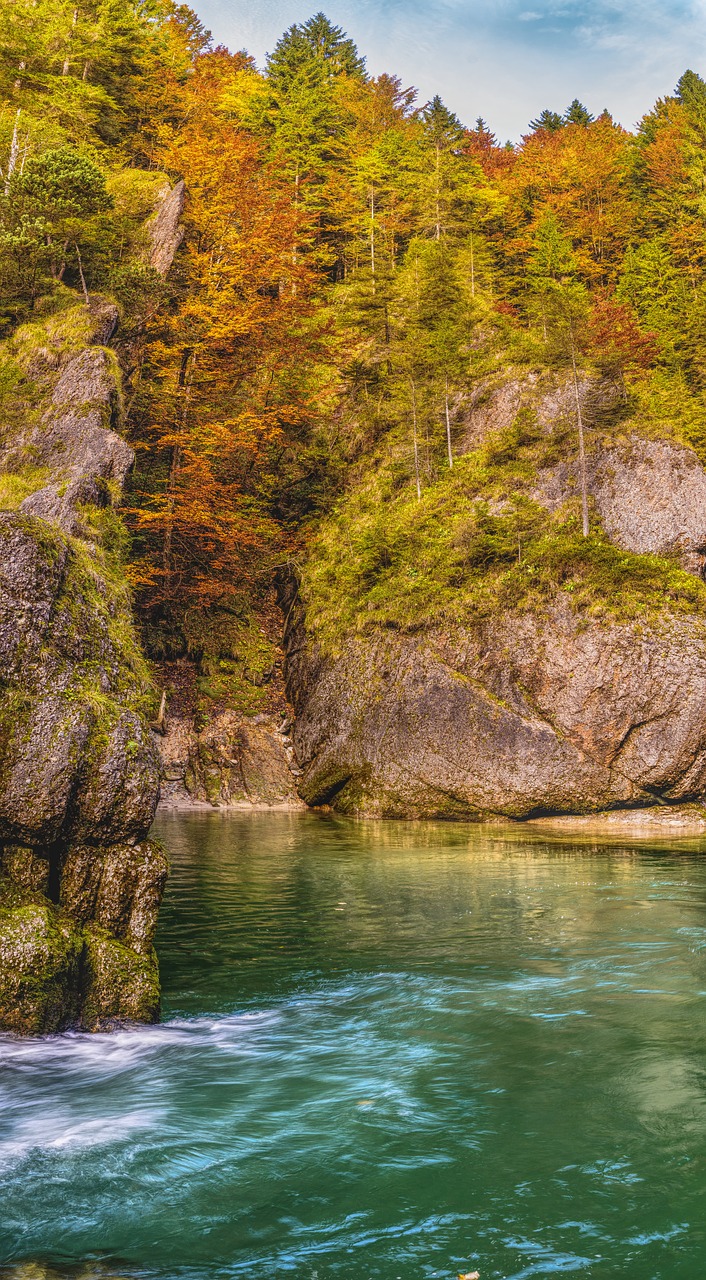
left=284, top=592, right=706, bottom=820
left=0, top=512, right=165, bottom=1032
left=287, top=365, right=706, bottom=821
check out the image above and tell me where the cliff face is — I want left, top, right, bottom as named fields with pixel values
left=158, top=709, right=301, bottom=809
left=285, top=595, right=706, bottom=818
left=0, top=299, right=166, bottom=1033
left=285, top=371, right=706, bottom=820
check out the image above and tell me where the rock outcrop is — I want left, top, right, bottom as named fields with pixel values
left=0, top=299, right=167, bottom=1034
left=534, top=435, right=706, bottom=572
left=459, top=368, right=706, bottom=574
left=457, top=368, right=621, bottom=451
left=148, top=179, right=186, bottom=276
left=284, top=590, right=706, bottom=819
left=158, top=710, right=301, bottom=808
left=285, top=368, right=706, bottom=821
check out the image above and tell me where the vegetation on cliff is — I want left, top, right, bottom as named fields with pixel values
left=3, top=2, right=706, bottom=683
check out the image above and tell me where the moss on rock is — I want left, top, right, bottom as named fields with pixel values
left=81, top=927, right=160, bottom=1031
left=0, top=885, right=83, bottom=1034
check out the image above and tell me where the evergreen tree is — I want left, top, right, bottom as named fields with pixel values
left=529, top=109, right=564, bottom=133
left=266, top=13, right=365, bottom=90
left=564, top=99, right=594, bottom=126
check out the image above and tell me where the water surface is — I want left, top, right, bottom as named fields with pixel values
left=2, top=811, right=706, bottom=1279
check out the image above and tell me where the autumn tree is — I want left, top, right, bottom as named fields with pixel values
left=128, top=66, right=334, bottom=642
left=585, top=293, right=657, bottom=392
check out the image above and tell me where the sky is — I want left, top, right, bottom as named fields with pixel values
left=189, top=0, right=706, bottom=140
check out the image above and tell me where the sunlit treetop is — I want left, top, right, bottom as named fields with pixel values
left=265, top=12, right=366, bottom=89
left=564, top=99, right=594, bottom=127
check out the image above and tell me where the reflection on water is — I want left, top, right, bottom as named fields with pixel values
left=2, top=811, right=706, bottom=1279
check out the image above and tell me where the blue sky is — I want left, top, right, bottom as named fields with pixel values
left=192, top=0, right=706, bottom=139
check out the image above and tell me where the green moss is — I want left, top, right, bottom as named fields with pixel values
left=62, top=534, right=154, bottom=708
left=81, top=927, right=160, bottom=1030
left=0, top=892, right=83, bottom=1034
left=10, top=300, right=94, bottom=367
left=181, top=606, right=277, bottom=715
left=3, top=514, right=153, bottom=721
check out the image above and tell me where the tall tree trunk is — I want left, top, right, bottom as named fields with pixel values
left=435, top=144, right=441, bottom=241
left=74, top=242, right=89, bottom=304
left=410, top=378, right=421, bottom=501
left=291, top=165, right=299, bottom=296
left=370, top=184, right=375, bottom=295
left=4, top=109, right=20, bottom=195
left=570, top=332, right=589, bottom=538
left=445, top=374, right=454, bottom=469
left=62, top=7, right=78, bottom=75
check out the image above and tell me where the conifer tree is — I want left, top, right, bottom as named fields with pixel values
left=529, top=109, right=564, bottom=133
left=564, top=99, right=594, bottom=126
left=266, top=13, right=365, bottom=88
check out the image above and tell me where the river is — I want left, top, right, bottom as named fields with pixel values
left=2, top=811, right=706, bottom=1279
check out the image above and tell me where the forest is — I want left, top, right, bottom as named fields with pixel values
left=2, top=0, right=706, bottom=703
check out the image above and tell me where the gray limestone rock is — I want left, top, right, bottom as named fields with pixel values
left=149, top=179, right=186, bottom=276
left=284, top=587, right=706, bottom=820
left=20, top=345, right=134, bottom=537
left=534, top=434, right=706, bottom=570
left=0, top=295, right=166, bottom=1035
left=157, top=710, right=300, bottom=807
left=60, top=840, right=168, bottom=954
left=457, top=369, right=621, bottom=451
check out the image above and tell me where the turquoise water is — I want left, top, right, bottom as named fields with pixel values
left=3, top=812, right=706, bottom=1279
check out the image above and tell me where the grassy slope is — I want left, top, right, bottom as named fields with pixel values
left=300, top=366, right=706, bottom=654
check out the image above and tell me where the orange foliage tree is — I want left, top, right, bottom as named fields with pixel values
left=128, top=50, right=334, bottom=632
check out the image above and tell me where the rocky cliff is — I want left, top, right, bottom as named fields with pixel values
left=0, top=242, right=186, bottom=1032
left=158, top=708, right=301, bottom=809
left=285, top=369, right=706, bottom=820
left=285, top=591, right=706, bottom=818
